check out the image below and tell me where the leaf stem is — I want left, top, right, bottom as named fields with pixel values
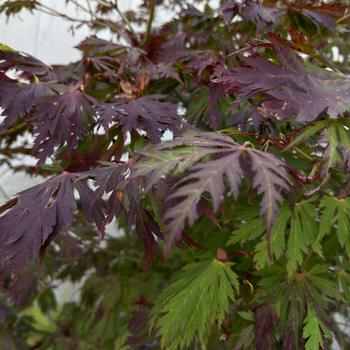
left=292, top=146, right=314, bottom=162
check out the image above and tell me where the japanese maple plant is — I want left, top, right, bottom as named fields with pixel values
left=1, top=0, right=350, bottom=349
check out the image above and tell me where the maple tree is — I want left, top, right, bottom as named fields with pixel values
left=1, top=0, right=350, bottom=349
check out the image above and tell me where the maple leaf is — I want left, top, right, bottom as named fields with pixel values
left=127, top=203, right=164, bottom=259
left=151, top=258, right=239, bottom=350
left=74, top=181, right=105, bottom=234
left=0, top=81, right=55, bottom=129
left=205, top=84, right=225, bottom=130
left=76, top=36, right=127, bottom=55
left=88, top=162, right=126, bottom=225
left=0, top=172, right=106, bottom=275
left=0, top=49, right=54, bottom=80
left=221, top=38, right=350, bottom=122
left=31, top=91, right=95, bottom=163
left=218, top=1, right=239, bottom=27
left=0, top=0, right=38, bottom=17
left=84, top=56, right=120, bottom=77
left=282, top=326, right=296, bottom=350
left=133, top=132, right=291, bottom=249
left=286, top=201, right=318, bottom=276
left=87, top=163, right=164, bottom=257
left=157, top=33, right=191, bottom=63
left=97, top=95, right=182, bottom=143
left=254, top=304, right=278, bottom=349
left=317, top=196, right=350, bottom=257
left=0, top=173, right=77, bottom=275
left=242, top=1, right=283, bottom=32
left=150, top=63, right=182, bottom=83
left=302, top=8, right=335, bottom=31
left=303, top=306, right=328, bottom=350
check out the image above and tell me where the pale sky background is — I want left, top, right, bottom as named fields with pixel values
left=0, top=0, right=141, bottom=64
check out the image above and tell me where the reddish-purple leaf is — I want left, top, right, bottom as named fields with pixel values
left=0, top=49, right=54, bottom=80
left=282, top=326, right=296, bottom=350
left=151, top=63, right=182, bottom=83
left=76, top=35, right=127, bottom=55
left=127, top=204, right=163, bottom=258
left=88, top=163, right=126, bottom=224
left=97, top=95, right=181, bottom=143
left=75, top=181, right=105, bottom=234
left=0, top=172, right=106, bottom=275
left=31, top=91, right=95, bottom=163
left=206, top=84, right=225, bottom=130
left=218, top=1, right=239, bottom=28
left=302, top=9, right=336, bottom=31
left=88, top=163, right=164, bottom=257
left=0, top=81, right=55, bottom=129
left=242, top=1, right=283, bottom=32
left=156, top=33, right=190, bottom=63
left=254, top=304, right=278, bottom=349
left=221, top=39, right=350, bottom=122
left=248, top=148, right=290, bottom=230
left=0, top=173, right=77, bottom=275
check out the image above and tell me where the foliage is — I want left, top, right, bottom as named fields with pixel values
left=0, top=0, right=350, bottom=349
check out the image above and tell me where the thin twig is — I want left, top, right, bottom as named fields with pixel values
left=69, top=0, right=92, bottom=15
left=143, top=0, right=156, bottom=45
left=85, top=0, right=94, bottom=16
left=37, top=2, right=91, bottom=24
left=114, top=0, right=140, bottom=43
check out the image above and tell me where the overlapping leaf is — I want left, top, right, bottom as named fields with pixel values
left=133, top=132, right=291, bottom=249
left=317, top=196, right=350, bottom=257
left=303, top=306, right=328, bottom=350
left=0, top=49, right=54, bottom=80
left=242, top=1, right=283, bottom=32
left=222, top=38, right=350, bottom=122
left=286, top=201, right=318, bottom=276
left=97, top=95, right=182, bottom=143
left=0, top=172, right=105, bottom=275
left=0, top=81, right=55, bottom=129
left=88, top=163, right=165, bottom=257
left=150, top=258, right=239, bottom=350
left=254, top=304, right=278, bottom=349
left=0, top=173, right=77, bottom=275
left=31, top=91, right=95, bottom=162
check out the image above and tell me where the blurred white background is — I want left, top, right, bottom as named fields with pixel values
left=0, top=0, right=141, bottom=64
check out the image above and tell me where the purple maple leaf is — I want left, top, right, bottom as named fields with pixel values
left=31, top=91, right=95, bottom=163
left=0, top=81, right=55, bottom=129
left=0, top=172, right=106, bottom=275
left=0, top=49, right=54, bottom=80
left=220, top=38, right=350, bottom=122
left=97, top=95, right=182, bottom=143
left=242, top=1, right=283, bottom=32
left=0, top=173, right=77, bottom=275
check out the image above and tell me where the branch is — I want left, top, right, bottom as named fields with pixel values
left=36, top=2, right=91, bottom=24
left=143, top=0, right=156, bottom=45
left=85, top=0, right=94, bottom=17
left=113, top=0, right=140, bottom=44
